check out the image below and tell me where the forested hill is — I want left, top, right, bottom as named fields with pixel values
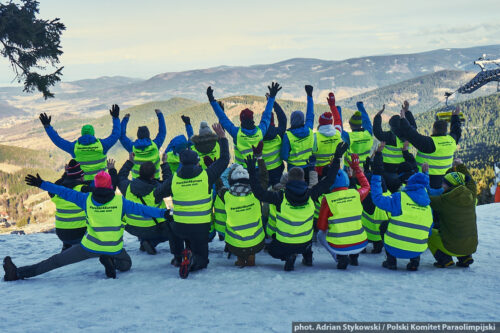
left=414, top=93, right=500, bottom=203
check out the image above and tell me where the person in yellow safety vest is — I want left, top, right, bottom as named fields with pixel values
left=218, top=165, right=265, bottom=267
left=39, top=105, right=121, bottom=181
left=119, top=109, right=166, bottom=179
left=163, top=115, right=195, bottom=174
left=191, top=121, right=220, bottom=170
left=48, top=159, right=92, bottom=252
left=114, top=152, right=183, bottom=263
left=3, top=171, right=170, bottom=281
left=262, top=96, right=287, bottom=186
left=316, top=154, right=371, bottom=269
left=207, top=83, right=281, bottom=168
left=281, top=85, right=315, bottom=175
left=370, top=144, right=433, bottom=271
left=162, top=123, right=229, bottom=279
left=395, top=106, right=461, bottom=189
left=337, top=101, right=374, bottom=164
left=247, top=142, right=348, bottom=271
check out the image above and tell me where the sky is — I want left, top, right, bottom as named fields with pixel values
left=1, top=0, right=500, bottom=85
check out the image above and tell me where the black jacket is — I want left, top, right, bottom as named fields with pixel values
left=373, top=110, right=417, bottom=146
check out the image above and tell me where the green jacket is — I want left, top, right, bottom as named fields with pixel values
left=430, top=164, right=478, bottom=255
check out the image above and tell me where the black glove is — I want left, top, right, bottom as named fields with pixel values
left=164, top=209, right=171, bottom=219
left=25, top=173, right=43, bottom=188
left=305, top=85, right=313, bottom=97
left=39, top=113, right=51, bottom=127
left=207, top=86, right=215, bottom=102
left=334, top=142, right=349, bottom=160
left=110, top=104, right=120, bottom=118
left=372, top=152, right=384, bottom=175
left=307, top=155, right=316, bottom=168
left=203, top=156, right=216, bottom=167
left=363, top=157, right=372, bottom=174
left=181, top=115, right=191, bottom=125
left=267, top=82, right=282, bottom=98
left=245, top=155, right=257, bottom=173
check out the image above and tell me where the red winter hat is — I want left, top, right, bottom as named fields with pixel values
left=270, top=113, right=275, bottom=127
left=240, top=108, right=254, bottom=122
left=319, top=112, right=333, bottom=126
left=94, top=171, right=113, bottom=189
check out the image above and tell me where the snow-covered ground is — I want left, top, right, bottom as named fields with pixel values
left=1, top=204, right=499, bottom=332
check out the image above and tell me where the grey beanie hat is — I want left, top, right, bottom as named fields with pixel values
left=199, top=121, right=213, bottom=136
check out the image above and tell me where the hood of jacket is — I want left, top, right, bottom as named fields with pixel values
left=129, top=177, right=159, bottom=197
left=401, top=173, right=430, bottom=206
left=318, top=125, right=338, bottom=137
left=77, top=134, right=97, bottom=145
left=177, top=164, right=203, bottom=179
left=287, top=126, right=311, bottom=139
left=442, top=185, right=475, bottom=207
left=133, top=138, right=153, bottom=150
left=191, top=132, right=218, bottom=154
left=91, top=187, right=116, bottom=205
left=284, top=180, right=309, bottom=206
left=166, top=135, right=189, bottom=154
left=240, top=126, right=260, bottom=137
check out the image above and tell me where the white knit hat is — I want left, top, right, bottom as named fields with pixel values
left=199, top=121, right=213, bottom=136
left=230, top=165, right=249, bottom=181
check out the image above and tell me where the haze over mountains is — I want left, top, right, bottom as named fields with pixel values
left=0, top=44, right=499, bottom=121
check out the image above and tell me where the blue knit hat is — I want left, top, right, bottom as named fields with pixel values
left=330, top=169, right=349, bottom=190
left=290, top=111, right=305, bottom=128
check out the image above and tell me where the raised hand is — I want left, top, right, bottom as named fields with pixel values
left=207, top=86, right=215, bottom=102
left=110, top=104, right=120, bottom=118
left=402, top=100, right=409, bottom=112
left=452, top=105, right=460, bottom=116
left=39, top=113, right=51, bottom=127
left=334, top=142, right=349, bottom=160
left=400, top=107, right=406, bottom=119
left=181, top=115, right=191, bottom=125
left=307, top=154, right=317, bottom=168
left=348, top=154, right=360, bottom=170
left=203, top=156, right=216, bottom=167
left=305, top=85, right=313, bottom=97
left=402, top=141, right=410, bottom=151
left=268, top=82, right=282, bottom=98
left=124, top=113, right=131, bottom=119
left=327, top=92, right=335, bottom=106
left=25, top=173, right=43, bottom=188
left=245, top=155, right=257, bottom=172
left=252, top=141, right=263, bottom=158
left=155, top=109, right=161, bottom=115
left=376, top=104, right=385, bottom=116
left=212, top=123, right=226, bottom=139
left=377, top=141, right=386, bottom=152
left=107, top=158, right=115, bottom=170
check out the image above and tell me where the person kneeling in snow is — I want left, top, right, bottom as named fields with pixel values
left=317, top=154, right=370, bottom=269
left=247, top=143, right=347, bottom=271
left=3, top=171, right=169, bottom=281
left=427, top=160, right=478, bottom=268
left=371, top=146, right=433, bottom=271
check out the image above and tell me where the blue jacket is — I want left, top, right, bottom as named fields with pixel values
left=338, top=103, right=373, bottom=145
left=120, top=112, right=167, bottom=152
left=41, top=181, right=166, bottom=220
left=210, top=97, right=275, bottom=145
left=280, top=96, right=315, bottom=166
left=371, top=173, right=432, bottom=259
left=44, top=117, right=121, bottom=157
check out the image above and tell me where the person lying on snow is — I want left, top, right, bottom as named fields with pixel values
left=3, top=171, right=169, bottom=281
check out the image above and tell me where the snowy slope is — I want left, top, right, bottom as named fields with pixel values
left=1, top=204, right=499, bottom=332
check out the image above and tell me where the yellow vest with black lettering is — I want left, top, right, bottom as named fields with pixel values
left=234, top=128, right=263, bottom=167
left=285, top=129, right=314, bottom=167
left=382, top=137, right=406, bottom=165
left=415, top=135, right=457, bottom=176
left=224, top=192, right=264, bottom=248
left=166, top=151, right=180, bottom=174
left=325, top=189, right=367, bottom=245
left=314, top=132, right=342, bottom=167
left=384, top=192, right=432, bottom=253
left=74, top=139, right=107, bottom=181
left=346, top=130, right=373, bottom=163
left=132, top=141, right=160, bottom=179
left=213, top=193, right=227, bottom=234
left=275, top=196, right=315, bottom=244
left=171, top=171, right=212, bottom=224
left=51, top=184, right=87, bottom=229
left=193, top=142, right=220, bottom=169
left=81, top=195, right=125, bottom=254
left=262, top=135, right=282, bottom=170
left=124, top=184, right=166, bottom=227
left=361, top=192, right=390, bottom=242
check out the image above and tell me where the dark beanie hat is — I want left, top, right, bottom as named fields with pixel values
left=65, top=159, right=84, bottom=179
left=389, top=115, right=400, bottom=130
left=179, top=149, right=200, bottom=165
left=433, top=120, right=448, bottom=136
left=240, top=108, right=254, bottom=122
left=290, top=111, right=305, bottom=128
left=137, top=126, right=150, bottom=140
left=288, top=167, right=305, bottom=182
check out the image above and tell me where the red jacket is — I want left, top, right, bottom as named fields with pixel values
left=317, top=166, right=370, bottom=232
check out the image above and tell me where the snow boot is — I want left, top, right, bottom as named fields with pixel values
left=284, top=254, right=297, bottom=271
left=433, top=250, right=454, bottom=268
left=246, top=255, right=255, bottom=267
left=171, top=256, right=182, bottom=267
left=361, top=248, right=367, bottom=254
left=3, top=256, right=19, bottom=281
left=382, top=260, right=397, bottom=270
left=302, top=245, right=313, bottom=266
left=218, top=233, right=225, bottom=241
left=179, top=249, right=193, bottom=279
left=349, top=254, right=359, bottom=266
left=456, top=255, right=474, bottom=268
left=235, top=256, right=246, bottom=268
left=99, top=255, right=116, bottom=279
left=140, top=240, right=157, bottom=255
left=372, top=241, right=383, bottom=254
left=337, top=255, right=349, bottom=270
left=406, top=257, right=420, bottom=271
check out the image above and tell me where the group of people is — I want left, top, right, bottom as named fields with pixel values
left=2, top=81, right=478, bottom=281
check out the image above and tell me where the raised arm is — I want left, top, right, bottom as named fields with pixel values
left=305, top=85, right=315, bottom=129
left=39, top=113, right=75, bottom=156
left=373, top=105, right=395, bottom=144
left=153, top=109, right=167, bottom=148
left=327, top=92, right=342, bottom=132
left=337, top=106, right=350, bottom=144
left=398, top=117, right=435, bottom=154
left=117, top=155, right=134, bottom=195
left=370, top=175, right=402, bottom=216
left=119, top=114, right=133, bottom=152
left=310, top=142, right=349, bottom=201
left=450, top=107, right=462, bottom=144
left=348, top=154, right=370, bottom=201
left=122, top=197, right=167, bottom=219
left=100, top=105, right=121, bottom=154
left=246, top=155, right=282, bottom=206
left=273, top=100, right=287, bottom=137
left=258, top=82, right=280, bottom=135
left=357, top=102, right=372, bottom=135
left=26, top=175, right=88, bottom=210
left=206, top=124, right=230, bottom=186
left=207, top=87, right=239, bottom=138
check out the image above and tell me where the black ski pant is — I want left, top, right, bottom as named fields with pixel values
left=125, top=222, right=174, bottom=249
left=171, top=222, right=210, bottom=270
left=268, top=239, right=312, bottom=260
left=16, top=244, right=131, bottom=279
left=56, top=227, right=86, bottom=250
